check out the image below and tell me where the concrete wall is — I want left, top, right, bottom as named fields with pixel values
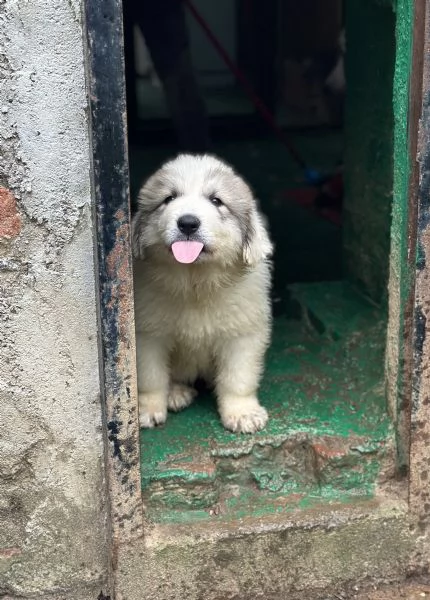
left=0, top=1, right=109, bottom=598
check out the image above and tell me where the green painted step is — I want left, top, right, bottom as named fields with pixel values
left=288, top=280, right=380, bottom=339
left=140, top=281, right=393, bottom=524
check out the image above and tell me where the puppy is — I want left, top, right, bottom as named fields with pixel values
left=132, top=154, right=273, bottom=433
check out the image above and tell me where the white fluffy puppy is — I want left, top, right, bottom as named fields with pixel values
left=132, top=154, right=273, bottom=433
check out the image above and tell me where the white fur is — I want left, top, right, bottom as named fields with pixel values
left=132, top=154, right=273, bottom=433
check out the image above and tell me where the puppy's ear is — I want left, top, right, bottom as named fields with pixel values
left=131, top=212, right=145, bottom=259
left=243, top=210, right=273, bottom=266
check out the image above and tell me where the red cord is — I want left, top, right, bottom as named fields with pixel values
left=184, top=0, right=307, bottom=170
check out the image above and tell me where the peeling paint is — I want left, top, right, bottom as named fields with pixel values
left=83, top=0, right=143, bottom=553
left=386, top=0, right=415, bottom=465
left=140, top=282, right=394, bottom=524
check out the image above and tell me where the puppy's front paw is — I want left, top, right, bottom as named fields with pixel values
left=219, top=396, right=268, bottom=434
left=139, top=392, right=167, bottom=428
left=167, top=383, right=197, bottom=412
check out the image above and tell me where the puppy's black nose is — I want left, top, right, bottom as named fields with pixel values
left=177, top=214, right=201, bottom=236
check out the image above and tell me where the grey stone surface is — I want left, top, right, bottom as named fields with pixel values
left=116, top=497, right=414, bottom=600
left=0, top=1, right=109, bottom=597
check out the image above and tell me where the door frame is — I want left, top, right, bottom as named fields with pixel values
left=83, top=0, right=430, bottom=591
left=83, top=0, right=143, bottom=561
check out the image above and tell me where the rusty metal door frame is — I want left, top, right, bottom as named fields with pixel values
left=392, top=0, right=427, bottom=475
left=406, top=0, right=430, bottom=529
left=82, top=0, right=430, bottom=591
left=83, top=0, right=143, bottom=579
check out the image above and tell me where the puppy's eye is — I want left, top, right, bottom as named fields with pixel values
left=210, top=196, right=223, bottom=207
left=163, top=195, right=176, bottom=205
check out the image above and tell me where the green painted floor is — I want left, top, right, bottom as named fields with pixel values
left=131, top=135, right=392, bottom=524
left=140, top=281, right=391, bottom=524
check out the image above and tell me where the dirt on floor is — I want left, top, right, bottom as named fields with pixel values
left=347, top=581, right=430, bottom=600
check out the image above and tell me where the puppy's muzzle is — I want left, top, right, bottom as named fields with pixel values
left=177, top=214, right=201, bottom=236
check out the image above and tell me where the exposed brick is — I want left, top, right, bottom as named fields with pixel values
left=0, top=546, right=21, bottom=558
left=0, top=188, right=21, bottom=238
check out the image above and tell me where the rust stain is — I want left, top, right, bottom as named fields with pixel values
left=410, top=226, right=430, bottom=523
left=167, top=461, right=216, bottom=476
left=0, top=546, right=21, bottom=558
left=105, top=211, right=135, bottom=348
left=103, top=208, right=143, bottom=542
left=273, top=493, right=306, bottom=506
left=312, top=442, right=347, bottom=460
left=0, top=188, right=21, bottom=238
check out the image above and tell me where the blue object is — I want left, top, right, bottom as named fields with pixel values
left=304, top=167, right=324, bottom=186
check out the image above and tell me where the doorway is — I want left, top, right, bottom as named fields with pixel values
left=123, top=0, right=405, bottom=524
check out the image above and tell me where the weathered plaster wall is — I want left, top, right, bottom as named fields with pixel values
left=408, top=0, right=430, bottom=573
left=0, top=1, right=109, bottom=598
left=116, top=499, right=414, bottom=600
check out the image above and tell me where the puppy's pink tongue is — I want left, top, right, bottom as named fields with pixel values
left=171, top=241, right=204, bottom=264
